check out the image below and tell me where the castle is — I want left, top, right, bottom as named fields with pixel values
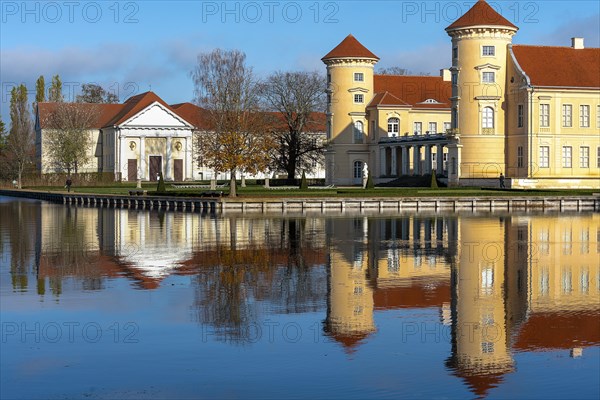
left=323, top=0, right=600, bottom=188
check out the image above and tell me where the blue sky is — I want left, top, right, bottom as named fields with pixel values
left=1, top=0, right=599, bottom=122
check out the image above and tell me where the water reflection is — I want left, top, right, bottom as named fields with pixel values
left=1, top=197, right=598, bottom=398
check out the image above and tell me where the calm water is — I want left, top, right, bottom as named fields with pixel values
left=1, top=196, right=598, bottom=399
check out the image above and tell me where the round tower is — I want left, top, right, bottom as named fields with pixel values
left=322, top=35, right=379, bottom=186
left=446, top=0, right=518, bottom=182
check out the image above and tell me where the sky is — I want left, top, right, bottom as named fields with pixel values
left=1, top=0, right=599, bottom=122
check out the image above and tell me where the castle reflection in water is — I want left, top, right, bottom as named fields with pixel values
left=2, top=200, right=598, bottom=397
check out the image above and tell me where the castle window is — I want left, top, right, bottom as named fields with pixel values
left=428, top=122, right=437, bottom=134
left=443, top=122, right=451, bottom=132
left=482, top=72, right=495, bottom=83
left=327, top=73, right=331, bottom=83
left=354, top=94, right=364, bottom=104
left=580, top=105, right=590, bottom=127
left=562, top=146, right=572, bottom=168
left=597, top=147, right=600, bottom=168
left=482, top=45, right=495, bottom=56
left=387, top=118, right=399, bottom=135
left=414, top=122, right=422, bottom=135
left=452, top=47, right=458, bottom=59
left=353, top=160, right=364, bottom=179
left=580, top=146, right=589, bottom=168
left=540, top=104, right=550, bottom=127
left=482, top=107, right=494, bottom=129
left=562, top=104, right=572, bottom=127
left=353, top=121, right=364, bottom=144
left=518, top=104, right=524, bottom=127
left=517, top=146, right=524, bottom=168
left=354, top=72, right=364, bottom=82
left=539, top=146, right=549, bottom=168
left=451, top=72, right=458, bottom=85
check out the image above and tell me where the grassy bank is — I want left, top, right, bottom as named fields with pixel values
left=21, top=183, right=599, bottom=198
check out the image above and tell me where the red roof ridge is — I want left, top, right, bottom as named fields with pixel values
left=322, top=34, right=379, bottom=61
left=446, top=0, right=517, bottom=31
left=513, top=43, right=599, bottom=50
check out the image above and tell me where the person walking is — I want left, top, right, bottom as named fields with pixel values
left=499, top=173, right=505, bottom=189
left=65, top=177, right=72, bottom=192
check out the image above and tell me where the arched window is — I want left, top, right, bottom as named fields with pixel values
left=354, top=121, right=364, bottom=143
left=353, top=161, right=364, bottom=179
left=387, top=118, right=399, bottom=135
left=482, top=107, right=494, bottom=129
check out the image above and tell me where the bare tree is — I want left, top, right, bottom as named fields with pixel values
left=7, top=85, right=34, bottom=188
left=261, top=71, right=326, bottom=182
left=43, top=103, right=100, bottom=174
left=192, top=49, right=275, bottom=197
left=76, top=83, right=119, bottom=103
left=376, top=66, right=430, bottom=76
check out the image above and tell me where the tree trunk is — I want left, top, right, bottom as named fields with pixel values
left=285, top=162, right=296, bottom=185
left=229, top=170, right=237, bottom=197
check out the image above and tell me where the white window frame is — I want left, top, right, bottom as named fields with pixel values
left=482, top=107, right=494, bottom=129
left=443, top=122, right=451, bottom=132
left=354, top=94, right=364, bottom=104
left=413, top=121, right=422, bottom=135
left=540, top=104, right=549, bottom=127
left=562, top=104, right=572, bottom=127
left=539, top=146, right=549, bottom=168
left=428, top=122, right=437, bottom=135
left=387, top=118, right=399, bottom=135
left=482, top=45, right=495, bottom=56
left=580, top=105, right=590, bottom=127
left=353, top=120, right=364, bottom=144
left=580, top=146, right=589, bottom=168
left=482, top=71, right=495, bottom=83
left=353, top=160, right=363, bottom=179
left=562, top=146, right=572, bottom=168
left=354, top=72, right=364, bottom=82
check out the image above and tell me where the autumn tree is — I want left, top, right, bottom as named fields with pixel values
left=76, top=83, right=119, bottom=103
left=192, top=49, right=275, bottom=197
left=260, top=71, right=326, bottom=183
left=49, top=75, right=63, bottom=102
left=6, top=85, right=35, bottom=188
left=43, top=103, right=100, bottom=174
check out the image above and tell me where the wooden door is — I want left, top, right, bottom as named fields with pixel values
left=149, top=156, right=162, bottom=181
left=127, top=159, right=137, bottom=181
left=173, top=159, right=183, bottom=182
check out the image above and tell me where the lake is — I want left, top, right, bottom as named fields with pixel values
left=1, top=196, right=598, bottom=399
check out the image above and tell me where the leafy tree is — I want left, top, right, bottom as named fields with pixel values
left=192, top=49, right=275, bottom=197
left=157, top=171, right=166, bottom=193
left=6, top=85, right=35, bottom=188
left=43, top=102, right=99, bottom=174
left=365, top=172, right=375, bottom=189
left=261, top=71, right=326, bottom=183
left=33, top=75, right=46, bottom=113
left=49, top=75, right=63, bottom=102
left=76, top=83, right=119, bottom=103
left=430, top=172, right=438, bottom=189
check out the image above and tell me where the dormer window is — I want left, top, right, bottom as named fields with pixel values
left=423, top=99, right=439, bottom=104
left=482, top=46, right=495, bottom=56
left=354, top=72, right=364, bottom=82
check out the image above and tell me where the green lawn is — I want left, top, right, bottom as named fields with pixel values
left=22, top=183, right=599, bottom=198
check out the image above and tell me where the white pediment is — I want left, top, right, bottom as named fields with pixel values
left=121, top=103, right=192, bottom=128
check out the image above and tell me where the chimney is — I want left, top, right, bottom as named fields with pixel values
left=571, top=37, right=584, bottom=49
left=440, top=69, right=451, bottom=82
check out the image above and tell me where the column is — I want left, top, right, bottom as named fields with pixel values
left=437, top=144, right=444, bottom=176
left=413, top=145, right=420, bottom=175
left=401, top=146, right=409, bottom=175
left=185, top=137, right=193, bottom=180
left=380, top=147, right=387, bottom=177
left=140, top=137, right=146, bottom=180
left=390, top=147, right=398, bottom=177
left=447, top=143, right=463, bottom=186
left=424, top=145, right=432, bottom=175
left=166, top=136, right=173, bottom=180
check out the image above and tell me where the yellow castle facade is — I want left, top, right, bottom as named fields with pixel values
left=323, top=0, right=600, bottom=188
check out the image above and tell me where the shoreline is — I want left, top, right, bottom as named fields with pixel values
left=2, top=189, right=599, bottom=214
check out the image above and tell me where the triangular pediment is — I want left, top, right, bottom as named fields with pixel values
left=121, top=102, right=192, bottom=128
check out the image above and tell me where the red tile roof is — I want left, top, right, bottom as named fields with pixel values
left=105, top=91, right=176, bottom=126
left=171, top=102, right=213, bottom=130
left=512, top=45, right=600, bottom=88
left=368, top=91, right=410, bottom=107
left=322, top=34, right=379, bottom=61
left=373, top=75, right=452, bottom=108
left=446, top=0, right=517, bottom=31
